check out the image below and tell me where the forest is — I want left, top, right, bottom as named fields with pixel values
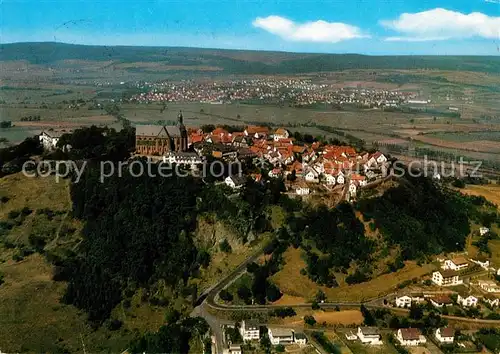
left=357, top=174, right=473, bottom=260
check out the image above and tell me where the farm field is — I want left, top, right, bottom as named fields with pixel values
left=270, top=247, right=434, bottom=303
left=428, top=131, right=500, bottom=143
left=459, top=184, right=500, bottom=207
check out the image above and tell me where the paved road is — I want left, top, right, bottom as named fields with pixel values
left=192, top=243, right=270, bottom=354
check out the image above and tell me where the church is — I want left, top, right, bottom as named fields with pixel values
left=135, top=111, right=188, bottom=155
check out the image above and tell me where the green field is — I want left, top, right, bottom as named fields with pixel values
left=427, top=131, right=500, bottom=142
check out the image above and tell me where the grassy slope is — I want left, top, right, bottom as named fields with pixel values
left=461, top=184, right=500, bottom=267
left=270, top=247, right=433, bottom=303
left=0, top=173, right=274, bottom=352
left=0, top=174, right=169, bottom=352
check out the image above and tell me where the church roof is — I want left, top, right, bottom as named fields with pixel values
left=136, top=124, right=182, bottom=137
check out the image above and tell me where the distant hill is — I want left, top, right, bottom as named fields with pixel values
left=1, top=42, right=500, bottom=74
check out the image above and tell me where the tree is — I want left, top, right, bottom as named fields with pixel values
left=275, top=344, right=285, bottom=352
left=304, top=315, right=316, bottom=326
left=237, top=285, right=252, bottom=304
left=219, top=239, right=232, bottom=253
left=266, top=283, right=282, bottom=302
left=260, top=333, right=272, bottom=354
left=315, top=289, right=326, bottom=302
left=311, top=301, right=320, bottom=310
left=361, top=305, right=376, bottom=326
left=246, top=262, right=260, bottom=273
left=196, top=250, right=211, bottom=268
left=409, top=304, right=423, bottom=320
left=219, top=289, right=233, bottom=302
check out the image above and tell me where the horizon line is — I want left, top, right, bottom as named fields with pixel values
left=1, top=41, right=499, bottom=57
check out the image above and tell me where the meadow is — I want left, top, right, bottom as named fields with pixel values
left=269, top=247, right=434, bottom=303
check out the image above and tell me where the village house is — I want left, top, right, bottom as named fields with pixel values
left=295, top=185, right=310, bottom=196
left=478, top=280, right=500, bottom=293
left=365, top=152, right=387, bottom=170
left=226, top=344, right=242, bottom=354
left=244, top=125, right=269, bottom=139
left=162, top=152, right=204, bottom=166
left=239, top=320, right=260, bottom=341
left=268, top=168, right=282, bottom=178
left=304, top=168, right=320, bottom=183
left=39, top=130, right=63, bottom=150
left=232, top=135, right=250, bottom=148
left=357, top=327, right=383, bottom=345
left=480, top=227, right=490, bottom=236
left=484, top=293, right=499, bottom=307
left=443, top=257, right=469, bottom=271
left=470, top=256, right=490, bottom=269
left=396, top=328, right=426, bottom=346
left=410, top=293, right=426, bottom=303
left=336, top=171, right=345, bottom=184
left=324, top=173, right=336, bottom=185
left=268, top=328, right=294, bottom=345
left=294, top=332, right=307, bottom=345
left=430, top=295, right=453, bottom=308
left=457, top=292, right=478, bottom=307
left=395, top=295, right=412, bottom=308
left=435, top=328, right=454, bottom=344
left=345, top=331, right=358, bottom=341
left=432, top=270, right=462, bottom=286
left=225, top=175, right=247, bottom=189
left=273, top=128, right=290, bottom=141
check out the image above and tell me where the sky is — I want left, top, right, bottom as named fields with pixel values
left=1, top=0, right=499, bottom=55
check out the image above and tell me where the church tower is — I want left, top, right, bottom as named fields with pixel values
left=177, top=110, right=188, bottom=151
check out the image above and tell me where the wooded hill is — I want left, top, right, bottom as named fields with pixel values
left=2, top=42, right=500, bottom=74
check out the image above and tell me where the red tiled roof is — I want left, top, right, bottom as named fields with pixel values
left=439, top=328, right=454, bottom=338
left=246, top=125, right=269, bottom=134
left=400, top=328, right=421, bottom=341
left=212, top=127, right=229, bottom=136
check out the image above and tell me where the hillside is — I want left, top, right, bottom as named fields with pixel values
left=2, top=42, right=500, bottom=74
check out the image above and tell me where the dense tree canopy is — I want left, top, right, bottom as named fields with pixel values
left=63, top=161, right=203, bottom=322
left=357, top=175, right=471, bottom=259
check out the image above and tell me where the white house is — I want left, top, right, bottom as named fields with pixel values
left=345, top=331, right=357, bottom=341
left=365, top=152, right=387, bottom=169
left=163, top=152, right=204, bottom=165
left=304, top=168, right=319, bottom=183
left=443, top=257, right=469, bottom=271
left=225, top=175, right=247, bottom=189
left=228, top=344, right=242, bottom=354
left=324, top=174, right=336, bottom=185
left=239, top=320, right=260, bottom=341
left=294, top=332, right=307, bottom=345
left=484, top=294, right=499, bottom=307
left=349, top=182, right=358, bottom=196
left=357, top=327, right=383, bottom=345
left=268, top=168, right=282, bottom=178
left=435, top=328, right=454, bottom=344
left=470, top=256, right=490, bottom=269
left=396, top=328, right=426, bottom=346
left=336, top=173, right=345, bottom=184
left=268, top=328, right=294, bottom=345
left=39, top=130, right=62, bottom=150
left=432, top=270, right=462, bottom=287
left=395, top=295, right=412, bottom=308
left=478, top=280, right=500, bottom=293
left=457, top=294, right=478, bottom=307
left=480, top=227, right=490, bottom=236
